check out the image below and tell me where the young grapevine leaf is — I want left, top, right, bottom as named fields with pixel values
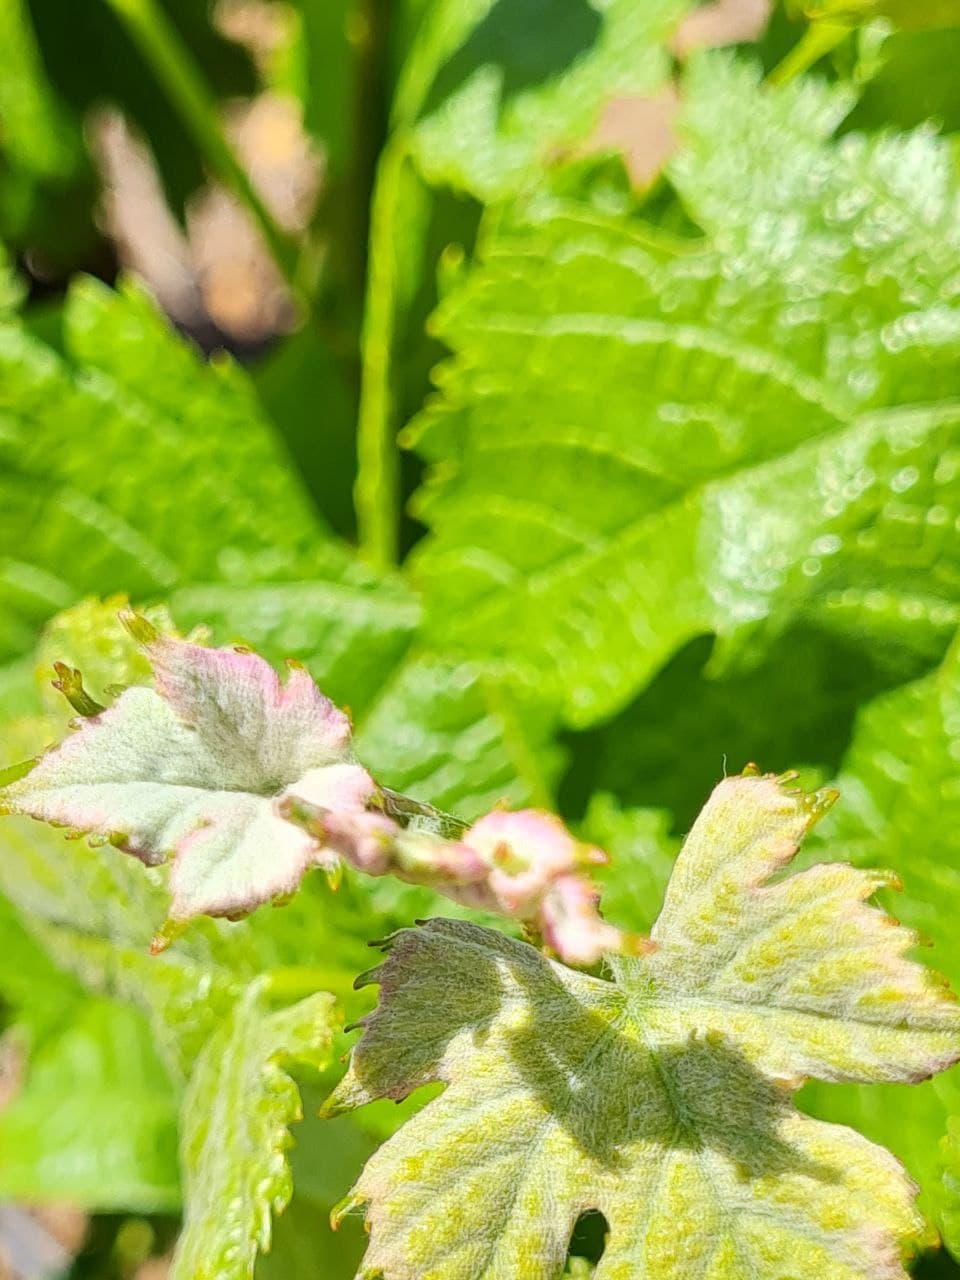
left=2, top=619, right=393, bottom=937
left=0, top=602, right=374, bottom=1074
left=171, top=983, right=338, bottom=1280
left=327, top=773, right=960, bottom=1279
left=407, top=55, right=960, bottom=727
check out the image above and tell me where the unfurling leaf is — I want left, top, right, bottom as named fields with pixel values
left=171, top=983, right=338, bottom=1280
left=1, top=618, right=393, bottom=942
left=326, top=773, right=960, bottom=1280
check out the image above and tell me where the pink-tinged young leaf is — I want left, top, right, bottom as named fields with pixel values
left=325, top=773, right=960, bottom=1280
left=1, top=619, right=395, bottom=942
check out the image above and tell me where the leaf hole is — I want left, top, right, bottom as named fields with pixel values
left=566, top=1209, right=608, bottom=1268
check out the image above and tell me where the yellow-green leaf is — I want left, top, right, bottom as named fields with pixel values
left=327, top=773, right=960, bottom=1279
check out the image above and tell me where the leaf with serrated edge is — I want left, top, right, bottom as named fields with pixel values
left=407, top=56, right=960, bottom=727
left=2, top=620, right=393, bottom=938
left=326, top=773, right=960, bottom=1280
left=171, top=984, right=338, bottom=1280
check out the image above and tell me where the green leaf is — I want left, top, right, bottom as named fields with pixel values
left=0, top=998, right=180, bottom=1211
left=171, top=983, right=338, bottom=1280
left=406, top=54, right=960, bottom=727
left=395, top=0, right=689, bottom=200
left=328, top=773, right=960, bottom=1278
left=355, top=651, right=564, bottom=818
left=0, top=275, right=328, bottom=667
left=167, top=546, right=422, bottom=721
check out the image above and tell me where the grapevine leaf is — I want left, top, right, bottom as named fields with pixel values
left=171, top=984, right=338, bottom=1280
left=2, top=624, right=393, bottom=934
left=407, top=54, right=960, bottom=727
left=395, top=0, right=690, bottom=199
left=0, top=605, right=368, bottom=1076
left=327, top=773, right=960, bottom=1279
left=0, top=275, right=327, bottom=669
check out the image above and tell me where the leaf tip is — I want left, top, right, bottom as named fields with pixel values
left=150, top=918, right=186, bottom=955
left=802, top=785, right=839, bottom=822
left=118, top=608, right=160, bottom=648
left=329, top=1193, right=363, bottom=1230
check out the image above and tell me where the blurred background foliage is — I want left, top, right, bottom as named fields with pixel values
left=4, top=0, right=960, bottom=1276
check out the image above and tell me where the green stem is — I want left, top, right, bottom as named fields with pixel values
left=103, top=0, right=301, bottom=297
left=768, top=20, right=851, bottom=85
left=350, top=0, right=392, bottom=306
left=354, top=133, right=409, bottom=568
